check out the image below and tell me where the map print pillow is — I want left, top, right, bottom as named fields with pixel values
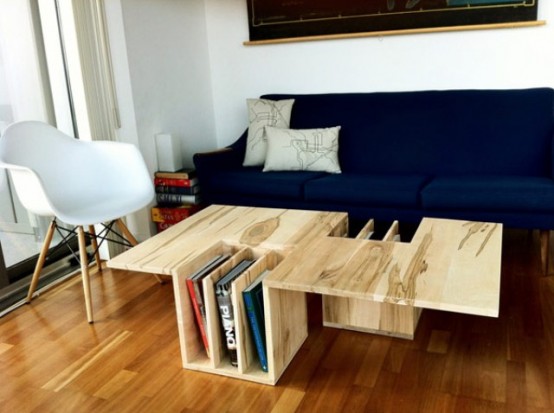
left=263, top=126, right=341, bottom=173
left=242, top=98, right=295, bottom=167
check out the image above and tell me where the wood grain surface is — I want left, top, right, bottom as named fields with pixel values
left=108, top=205, right=349, bottom=384
left=266, top=218, right=502, bottom=317
left=0, top=229, right=552, bottom=412
left=108, top=206, right=502, bottom=384
left=108, top=205, right=348, bottom=276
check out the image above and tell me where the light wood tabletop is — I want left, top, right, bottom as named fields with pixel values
left=108, top=204, right=348, bottom=276
left=265, top=217, right=502, bottom=318
left=108, top=205, right=502, bottom=385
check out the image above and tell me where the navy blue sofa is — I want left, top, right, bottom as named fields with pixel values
left=193, top=88, right=554, bottom=239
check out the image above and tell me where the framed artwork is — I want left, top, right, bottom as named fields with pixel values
left=246, top=0, right=539, bottom=42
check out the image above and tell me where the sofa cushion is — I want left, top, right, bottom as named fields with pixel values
left=243, top=98, right=295, bottom=167
left=304, top=173, right=429, bottom=208
left=263, top=126, right=341, bottom=173
left=422, top=176, right=554, bottom=213
left=202, top=168, right=325, bottom=199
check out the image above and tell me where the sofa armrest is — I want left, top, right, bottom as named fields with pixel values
left=194, top=147, right=239, bottom=172
left=194, top=147, right=233, bottom=159
left=550, top=133, right=554, bottom=179
left=193, top=131, right=247, bottom=174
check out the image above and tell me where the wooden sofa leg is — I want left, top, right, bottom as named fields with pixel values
left=540, top=230, right=550, bottom=275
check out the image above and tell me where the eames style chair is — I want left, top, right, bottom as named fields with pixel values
left=0, top=121, right=161, bottom=323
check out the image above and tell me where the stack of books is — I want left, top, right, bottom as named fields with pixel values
left=151, top=168, right=202, bottom=232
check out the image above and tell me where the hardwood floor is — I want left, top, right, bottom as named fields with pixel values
left=0, top=229, right=553, bottom=412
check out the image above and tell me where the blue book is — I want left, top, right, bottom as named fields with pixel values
left=242, top=270, right=271, bottom=372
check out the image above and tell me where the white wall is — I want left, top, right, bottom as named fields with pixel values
left=119, top=0, right=215, bottom=171
left=106, top=0, right=215, bottom=238
left=205, top=0, right=554, bottom=147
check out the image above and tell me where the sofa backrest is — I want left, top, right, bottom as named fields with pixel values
left=262, top=88, right=554, bottom=177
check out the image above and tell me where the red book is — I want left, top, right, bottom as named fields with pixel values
left=156, top=222, right=175, bottom=232
left=151, top=205, right=202, bottom=223
left=184, top=254, right=231, bottom=359
left=154, top=177, right=198, bottom=187
left=186, top=278, right=210, bottom=357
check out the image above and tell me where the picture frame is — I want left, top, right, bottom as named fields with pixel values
left=246, top=0, right=539, bottom=43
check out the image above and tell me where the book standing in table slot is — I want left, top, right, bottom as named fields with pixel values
left=186, top=254, right=231, bottom=358
left=215, top=259, right=255, bottom=367
left=151, top=168, right=203, bottom=232
left=242, top=269, right=271, bottom=372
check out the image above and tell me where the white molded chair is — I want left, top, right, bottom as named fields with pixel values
left=0, top=120, right=161, bottom=323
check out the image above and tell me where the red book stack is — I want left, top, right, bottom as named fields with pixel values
left=151, top=168, right=203, bottom=232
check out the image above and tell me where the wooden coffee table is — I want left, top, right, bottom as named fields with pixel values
left=108, top=205, right=502, bottom=385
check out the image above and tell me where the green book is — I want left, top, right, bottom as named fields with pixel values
left=243, top=270, right=271, bottom=372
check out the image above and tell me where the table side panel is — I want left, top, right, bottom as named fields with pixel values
left=322, top=296, right=421, bottom=339
left=264, top=286, right=308, bottom=384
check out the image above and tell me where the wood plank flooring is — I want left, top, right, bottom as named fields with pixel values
left=0, top=229, right=553, bottom=412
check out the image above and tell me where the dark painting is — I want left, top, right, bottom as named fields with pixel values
left=247, top=0, right=538, bottom=41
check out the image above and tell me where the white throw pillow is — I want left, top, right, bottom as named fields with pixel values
left=263, top=126, right=342, bottom=173
left=242, top=98, right=295, bottom=167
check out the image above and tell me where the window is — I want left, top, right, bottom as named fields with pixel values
left=0, top=0, right=119, bottom=315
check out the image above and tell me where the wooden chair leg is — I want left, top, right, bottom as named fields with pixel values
left=26, top=219, right=57, bottom=303
left=88, top=225, right=102, bottom=273
left=115, top=218, right=139, bottom=245
left=115, top=218, right=164, bottom=284
left=540, top=229, right=550, bottom=275
left=77, top=226, right=94, bottom=323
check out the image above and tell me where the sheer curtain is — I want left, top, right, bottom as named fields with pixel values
left=54, top=0, right=120, bottom=142
left=71, top=0, right=120, bottom=141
